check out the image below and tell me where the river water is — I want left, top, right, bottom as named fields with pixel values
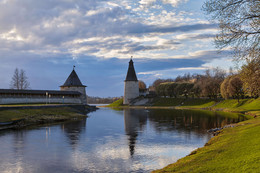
left=0, top=107, right=246, bottom=173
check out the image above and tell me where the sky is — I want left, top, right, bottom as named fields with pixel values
left=0, top=0, right=235, bottom=97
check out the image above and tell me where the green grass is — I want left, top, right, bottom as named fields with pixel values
left=153, top=117, right=260, bottom=173
left=151, top=98, right=260, bottom=116
left=213, top=98, right=260, bottom=110
left=181, top=98, right=217, bottom=108
left=0, top=107, right=85, bottom=122
left=152, top=98, right=184, bottom=106
left=212, top=98, right=260, bottom=116
left=107, top=98, right=124, bottom=107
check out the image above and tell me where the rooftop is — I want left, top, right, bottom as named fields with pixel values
left=125, top=59, right=138, bottom=81
left=60, top=69, right=86, bottom=87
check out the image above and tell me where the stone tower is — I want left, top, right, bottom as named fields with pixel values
left=124, top=58, right=139, bottom=105
left=60, top=68, right=87, bottom=104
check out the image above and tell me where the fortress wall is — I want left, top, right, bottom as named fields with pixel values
left=0, top=97, right=81, bottom=104
left=124, top=81, right=139, bottom=104
left=60, top=86, right=87, bottom=104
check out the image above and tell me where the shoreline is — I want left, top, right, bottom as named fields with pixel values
left=0, top=104, right=98, bottom=131
left=102, top=105, right=257, bottom=118
left=153, top=116, right=260, bottom=172
left=105, top=97, right=260, bottom=117
left=106, top=98, right=260, bottom=172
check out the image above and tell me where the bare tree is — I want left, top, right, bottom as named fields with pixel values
left=19, top=69, right=30, bottom=90
left=10, top=68, right=20, bottom=89
left=202, top=0, right=260, bottom=61
left=10, top=68, right=30, bottom=90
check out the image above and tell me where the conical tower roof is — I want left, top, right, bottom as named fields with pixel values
left=60, top=69, right=86, bottom=87
left=125, top=59, right=138, bottom=81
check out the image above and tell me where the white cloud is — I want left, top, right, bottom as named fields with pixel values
left=162, top=0, right=189, bottom=7
left=0, top=0, right=224, bottom=64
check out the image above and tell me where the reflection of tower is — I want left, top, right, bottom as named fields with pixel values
left=62, top=118, right=87, bottom=149
left=124, top=109, right=147, bottom=156
left=124, top=58, right=139, bottom=105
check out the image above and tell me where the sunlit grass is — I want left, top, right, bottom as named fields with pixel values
left=154, top=117, right=260, bottom=173
left=107, top=98, right=124, bottom=107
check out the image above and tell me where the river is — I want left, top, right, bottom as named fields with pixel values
left=0, top=107, right=246, bottom=173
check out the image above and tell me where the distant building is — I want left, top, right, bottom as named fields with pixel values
left=0, top=68, right=87, bottom=105
left=124, top=58, right=139, bottom=105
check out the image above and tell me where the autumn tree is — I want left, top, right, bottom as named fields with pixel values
left=220, top=76, right=232, bottom=99
left=152, top=78, right=174, bottom=88
left=10, top=68, right=30, bottom=90
left=195, top=68, right=226, bottom=99
left=138, top=80, right=147, bottom=90
left=228, top=75, right=244, bottom=102
left=202, top=0, right=260, bottom=60
left=240, top=59, right=260, bottom=97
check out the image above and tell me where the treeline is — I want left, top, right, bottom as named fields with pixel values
left=153, top=59, right=259, bottom=102
left=88, top=96, right=122, bottom=104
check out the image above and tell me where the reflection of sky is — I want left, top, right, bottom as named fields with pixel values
left=0, top=108, right=239, bottom=173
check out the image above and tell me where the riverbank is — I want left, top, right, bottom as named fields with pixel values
left=153, top=116, right=260, bottom=172
left=108, top=98, right=260, bottom=172
left=107, top=98, right=260, bottom=116
left=0, top=104, right=97, bottom=130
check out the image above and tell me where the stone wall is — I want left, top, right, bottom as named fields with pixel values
left=60, top=86, right=87, bottom=104
left=124, top=81, right=139, bottom=104
left=0, top=97, right=81, bottom=104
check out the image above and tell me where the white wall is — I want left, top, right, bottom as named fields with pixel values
left=124, top=81, right=139, bottom=104
left=0, top=97, right=81, bottom=104
left=60, top=86, right=87, bottom=104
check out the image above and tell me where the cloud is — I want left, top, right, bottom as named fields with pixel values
left=161, top=0, right=189, bottom=7
left=139, top=0, right=189, bottom=8
left=176, top=33, right=216, bottom=40
left=0, top=0, right=234, bottom=96
left=0, top=0, right=218, bottom=61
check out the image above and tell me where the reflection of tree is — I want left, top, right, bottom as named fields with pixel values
left=13, top=131, right=26, bottom=155
left=62, top=118, right=87, bottom=149
left=147, top=109, right=243, bottom=134
left=124, top=109, right=147, bottom=156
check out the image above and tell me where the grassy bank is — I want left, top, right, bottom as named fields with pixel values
left=179, top=98, right=260, bottom=116
left=0, top=106, right=96, bottom=130
left=108, top=98, right=260, bottom=116
left=106, top=98, right=124, bottom=107
left=153, top=117, right=260, bottom=173
left=0, top=107, right=85, bottom=122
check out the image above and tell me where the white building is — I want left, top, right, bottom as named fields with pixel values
left=123, top=59, right=139, bottom=105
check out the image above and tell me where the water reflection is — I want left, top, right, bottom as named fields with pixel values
left=124, top=109, right=147, bottom=156
left=0, top=108, right=247, bottom=173
left=61, top=118, right=87, bottom=149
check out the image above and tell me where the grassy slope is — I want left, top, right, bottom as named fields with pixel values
left=154, top=117, right=260, bottom=173
left=108, top=98, right=260, bottom=115
left=0, top=107, right=86, bottom=122
left=107, top=98, right=124, bottom=107
left=180, top=98, right=217, bottom=108
left=153, top=98, right=260, bottom=116
left=152, top=98, right=184, bottom=106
